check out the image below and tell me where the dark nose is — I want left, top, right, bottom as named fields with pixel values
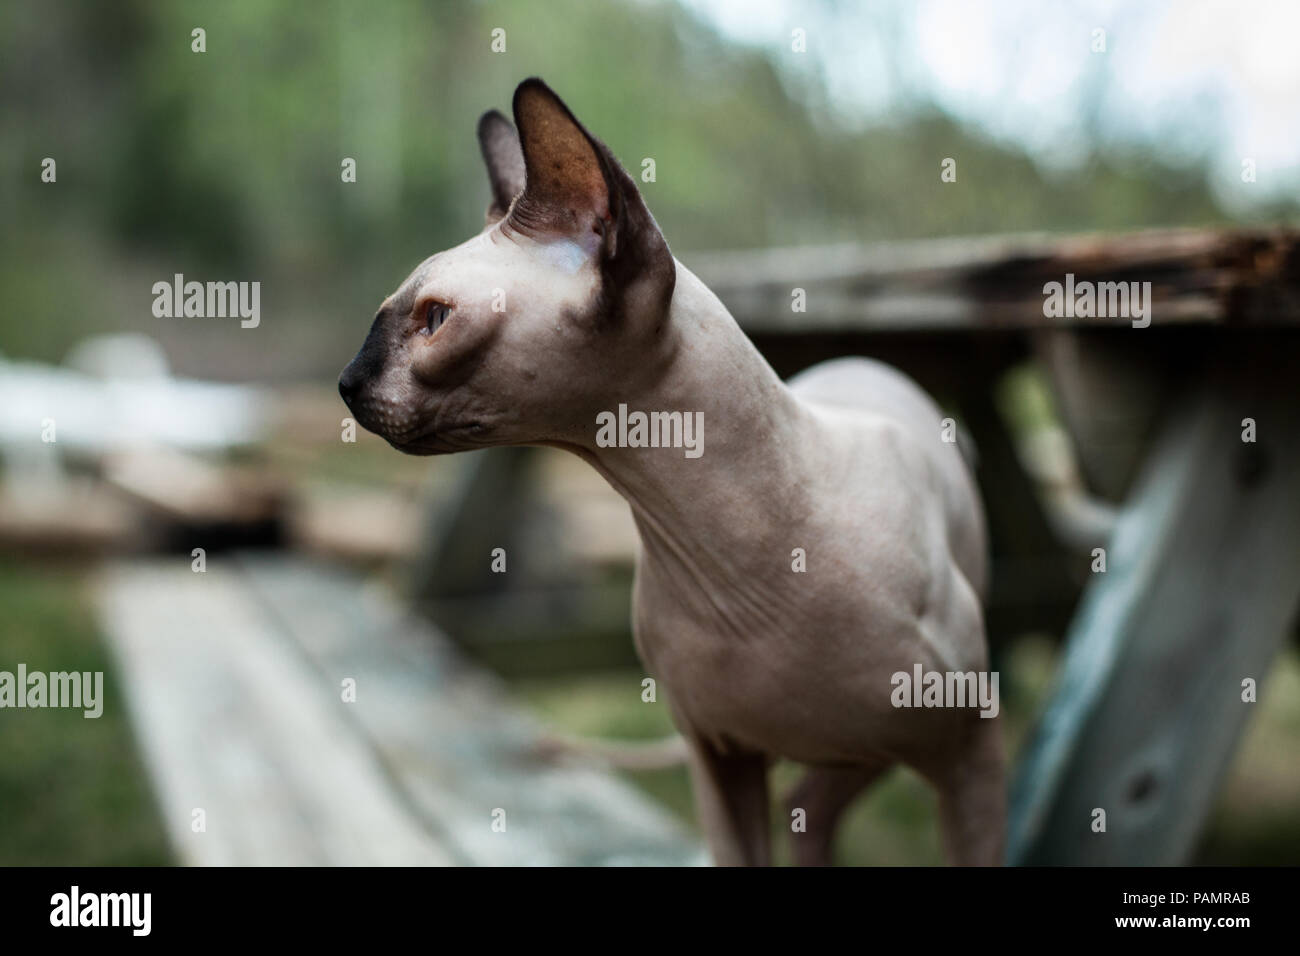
left=338, top=370, right=357, bottom=405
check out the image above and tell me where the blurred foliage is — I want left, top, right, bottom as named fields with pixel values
left=3, top=0, right=1296, bottom=377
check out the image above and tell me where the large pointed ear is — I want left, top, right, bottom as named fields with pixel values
left=477, top=110, right=525, bottom=225
left=509, top=78, right=674, bottom=320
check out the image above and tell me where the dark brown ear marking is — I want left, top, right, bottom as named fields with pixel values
left=509, top=77, right=676, bottom=323
left=477, top=110, right=526, bottom=224
left=509, top=78, right=611, bottom=238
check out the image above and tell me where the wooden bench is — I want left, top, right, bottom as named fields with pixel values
left=97, top=555, right=702, bottom=866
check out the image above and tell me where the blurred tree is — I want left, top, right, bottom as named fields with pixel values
left=1, top=0, right=1294, bottom=371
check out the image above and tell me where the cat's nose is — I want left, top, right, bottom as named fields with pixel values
left=338, top=370, right=358, bottom=406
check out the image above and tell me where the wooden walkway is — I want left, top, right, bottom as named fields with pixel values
left=97, top=556, right=702, bottom=866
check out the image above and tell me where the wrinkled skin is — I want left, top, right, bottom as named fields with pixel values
left=340, top=79, right=1004, bottom=866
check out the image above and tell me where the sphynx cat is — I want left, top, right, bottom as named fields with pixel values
left=339, top=78, right=1004, bottom=866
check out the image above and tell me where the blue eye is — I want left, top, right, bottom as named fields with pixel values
left=424, top=302, right=450, bottom=334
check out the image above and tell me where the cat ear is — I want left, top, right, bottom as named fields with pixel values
left=477, top=109, right=525, bottom=225
left=508, top=78, right=611, bottom=249
left=509, top=78, right=675, bottom=317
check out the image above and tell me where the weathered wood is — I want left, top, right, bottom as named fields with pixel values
left=288, top=486, right=423, bottom=564
left=689, top=228, right=1300, bottom=332
left=103, top=447, right=284, bottom=526
left=0, top=477, right=138, bottom=555
left=98, top=562, right=453, bottom=865
left=98, top=556, right=701, bottom=866
left=1006, top=354, right=1300, bottom=865
left=237, top=555, right=700, bottom=865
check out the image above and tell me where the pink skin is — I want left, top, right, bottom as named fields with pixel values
left=340, top=79, right=1004, bottom=866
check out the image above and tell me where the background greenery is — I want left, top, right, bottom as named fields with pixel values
left=1, top=0, right=1297, bottom=865
left=4, top=0, right=1296, bottom=377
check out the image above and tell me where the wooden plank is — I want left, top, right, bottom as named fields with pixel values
left=1006, top=356, right=1300, bottom=864
left=98, top=562, right=455, bottom=866
left=237, top=555, right=700, bottom=866
left=688, top=228, right=1300, bottom=332
left=98, top=556, right=701, bottom=866
left=102, top=448, right=282, bottom=525
left=0, top=477, right=138, bottom=556
left=287, top=486, right=423, bottom=565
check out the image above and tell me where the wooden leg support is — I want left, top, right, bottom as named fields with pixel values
left=1008, top=364, right=1300, bottom=865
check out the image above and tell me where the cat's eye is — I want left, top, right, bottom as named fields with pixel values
left=423, top=302, right=450, bottom=335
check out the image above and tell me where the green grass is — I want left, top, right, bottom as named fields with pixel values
left=0, top=560, right=172, bottom=865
